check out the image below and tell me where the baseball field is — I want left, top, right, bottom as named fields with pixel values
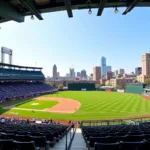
left=1, top=91, right=150, bottom=121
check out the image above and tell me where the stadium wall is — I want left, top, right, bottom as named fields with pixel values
left=125, top=84, right=145, bottom=94
left=68, top=83, right=95, bottom=91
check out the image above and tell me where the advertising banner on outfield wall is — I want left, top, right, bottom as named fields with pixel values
left=117, top=89, right=124, bottom=93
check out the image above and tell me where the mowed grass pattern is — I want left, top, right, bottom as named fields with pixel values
left=3, top=91, right=150, bottom=120
left=16, top=100, right=58, bottom=110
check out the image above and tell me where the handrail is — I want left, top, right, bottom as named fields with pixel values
left=65, top=123, right=76, bottom=150
left=66, top=123, right=74, bottom=132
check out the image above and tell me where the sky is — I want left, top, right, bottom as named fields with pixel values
left=0, top=7, right=150, bottom=77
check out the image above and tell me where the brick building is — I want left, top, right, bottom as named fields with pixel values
left=93, top=66, right=101, bottom=81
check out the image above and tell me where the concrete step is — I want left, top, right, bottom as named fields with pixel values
left=70, top=128, right=87, bottom=150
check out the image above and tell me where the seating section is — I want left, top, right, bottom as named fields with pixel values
left=0, top=68, right=45, bottom=80
left=0, top=118, right=68, bottom=150
left=0, top=82, right=55, bottom=102
left=82, top=122, right=150, bottom=150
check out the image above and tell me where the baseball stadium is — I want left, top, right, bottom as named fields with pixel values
left=1, top=0, right=150, bottom=150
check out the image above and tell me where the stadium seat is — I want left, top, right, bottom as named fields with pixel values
left=0, top=139, right=15, bottom=150
left=89, top=137, right=109, bottom=147
left=1, top=133, right=15, bottom=139
left=94, top=142, right=120, bottom=150
left=13, top=141, right=39, bottom=150
left=42, top=132, right=56, bottom=146
left=125, top=135, right=144, bottom=142
left=107, top=135, right=127, bottom=143
left=120, top=141, right=144, bottom=150
left=142, top=139, right=150, bottom=149
left=16, top=131, right=30, bottom=135
left=30, top=136, right=50, bottom=150
left=15, top=135, right=31, bottom=142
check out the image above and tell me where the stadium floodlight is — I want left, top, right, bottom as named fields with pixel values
left=31, top=15, right=34, bottom=20
left=88, top=8, right=92, bottom=14
left=114, top=7, right=119, bottom=14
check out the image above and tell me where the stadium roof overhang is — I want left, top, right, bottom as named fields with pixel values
left=0, top=63, right=43, bottom=70
left=0, top=0, right=150, bottom=23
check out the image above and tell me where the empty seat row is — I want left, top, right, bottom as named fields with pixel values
left=0, top=139, right=48, bottom=150
left=82, top=122, right=150, bottom=149
left=88, top=134, right=150, bottom=147
left=94, top=141, right=148, bottom=150
left=0, top=121, right=68, bottom=149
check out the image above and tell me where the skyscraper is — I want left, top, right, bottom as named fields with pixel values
left=106, top=71, right=113, bottom=80
left=81, top=69, right=87, bottom=79
left=114, top=70, right=119, bottom=76
left=57, top=72, right=60, bottom=78
left=77, top=72, right=81, bottom=78
left=137, top=53, right=150, bottom=83
left=70, top=68, right=75, bottom=78
left=106, top=66, right=112, bottom=72
left=118, top=69, right=125, bottom=75
left=53, top=64, right=57, bottom=79
left=101, top=57, right=112, bottom=79
left=135, top=67, right=142, bottom=75
left=93, top=66, right=101, bottom=81
left=101, top=57, right=106, bottom=78
left=142, top=53, right=150, bottom=76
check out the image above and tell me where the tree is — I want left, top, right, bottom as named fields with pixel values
left=145, top=79, right=150, bottom=85
left=95, top=84, right=100, bottom=89
left=58, top=84, right=63, bottom=90
left=46, top=82, right=54, bottom=87
left=116, top=85, right=122, bottom=89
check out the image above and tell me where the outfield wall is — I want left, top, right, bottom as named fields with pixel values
left=68, top=83, right=95, bottom=91
left=125, top=84, right=145, bottom=94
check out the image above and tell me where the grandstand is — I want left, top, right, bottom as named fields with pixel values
left=0, top=63, right=56, bottom=103
left=0, top=63, right=44, bottom=80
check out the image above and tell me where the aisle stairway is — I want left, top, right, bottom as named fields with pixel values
left=51, top=128, right=87, bottom=150
left=70, top=128, right=87, bottom=150
left=50, top=134, right=67, bottom=150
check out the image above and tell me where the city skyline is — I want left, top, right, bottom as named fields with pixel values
left=1, top=8, right=149, bottom=77
left=50, top=58, right=137, bottom=79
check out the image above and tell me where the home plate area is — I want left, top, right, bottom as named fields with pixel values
left=31, top=103, right=39, bottom=106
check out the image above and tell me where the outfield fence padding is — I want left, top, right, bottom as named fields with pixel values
left=68, top=83, right=95, bottom=91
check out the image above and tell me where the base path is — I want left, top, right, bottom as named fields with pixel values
left=36, top=97, right=81, bottom=113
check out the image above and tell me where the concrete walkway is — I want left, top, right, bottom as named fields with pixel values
left=51, top=128, right=87, bottom=150
left=50, top=135, right=67, bottom=150
left=70, top=128, right=87, bottom=150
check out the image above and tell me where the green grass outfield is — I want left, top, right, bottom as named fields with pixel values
left=1, top=91, right=150, bottom=120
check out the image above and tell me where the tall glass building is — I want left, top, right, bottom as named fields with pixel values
left=101, top=57, right=112, bottom=78
left=101, top=57, right=106, bottom=78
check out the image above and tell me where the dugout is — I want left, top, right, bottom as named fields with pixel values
left=125, top=83, right=146, bottom=94
left=68, top=83, right=95, bottom=91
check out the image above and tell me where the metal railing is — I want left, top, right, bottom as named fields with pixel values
left=65, top=123, right=76, bottom=150
left=80, top=116, right=150, bottom=127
